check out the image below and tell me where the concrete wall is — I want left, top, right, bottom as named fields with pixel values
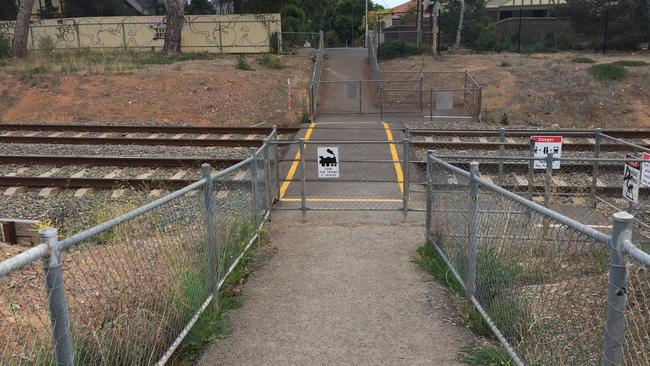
left=0, top=14, right=281, bottom=53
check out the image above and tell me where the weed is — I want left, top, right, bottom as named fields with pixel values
left=37, top=36, right=55, bottom=53
left=235, top=55, right=254, bottom=71
left=415, top=243, right=464, bottom=294
left=172, top=64, right=182, bottom=71
left=460, top=345, right=515, bottom=365
left=499, top=60, right=512, bottom=67
left=378, top=40, right=429, bottom=60
left=257, top=53, right=282, bottom=69
left=499, top=113, right=509, bottom=126
left=299, top=98, right=310, bottom=124
left=0, top=32, right=11, bottom=58
left=588, top=63, right=625, bottom=81
left=570, top=56, right=595, bottom=64
left=461, top=302, right=492, bottom=337
left=611, top=60, right=649, bottom=67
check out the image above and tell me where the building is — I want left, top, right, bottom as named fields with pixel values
left=485, top=0, right=566, bottom=22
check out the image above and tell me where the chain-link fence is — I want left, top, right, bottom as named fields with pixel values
left=277, top=32, right=321, bottom=54
left=426, top=152, right=650, bottom=365
left=308, top=31, right=325, bottom=117
left=0, top=129, right=278, bottom=365
left=311, top=73, right=481, bottom=121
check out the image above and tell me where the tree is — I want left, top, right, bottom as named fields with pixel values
left=37, top=0, right=61, bottom=19
left=61, top=0, right=135, bottom=17
left=439, top=0, right=490, bottom=49
left=163, top=0, right=184, bottom=54
left=13, top=0, right=36, bottom=58
left=454, top=0, right=465, bottom=48
left=185, top=0, right=215, bottom=14
left=0, top=0, right=18, bottom=21
left=564, top=0, right=649, bottom=50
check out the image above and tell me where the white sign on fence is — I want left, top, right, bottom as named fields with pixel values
left=317, top=147, right=339, bottom=178
left=641, top=152, right=650, bottom=188
left=533, top=136, right=562, bottom=170
left=623, top=157, right=641, bottom=204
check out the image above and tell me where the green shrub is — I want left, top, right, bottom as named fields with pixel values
left=378, top=40, right=429, bottom=59
left=473, top=25, right=504, bottom=52
left=415, top=243, right=464, bottom=294
left=499, top=113, right=509, bottom=125
left=0, top=32, right=11, bottom=58
left=235, top=54, right=254, bottom=70
left=37, top=35, right=55, bottom=53
left=606, top=36, right=641, bottom=51
left=570, top=56, right=596, bottom=64
left=588, top=63, right=626, bottom=81
left=611, top=60, right=648, bottom=67
left=257, top=53, right=282, bottom=69
left=460, top=345, right=515, bottom=365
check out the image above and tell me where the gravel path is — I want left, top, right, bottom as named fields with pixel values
left=198, top=211, right=472, bottom=366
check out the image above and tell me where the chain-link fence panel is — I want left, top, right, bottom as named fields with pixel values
left=0, top=257, right=53, bottom=365
left=426, top=153, right=650, bottom=365
left=0, top=135, right=275, bottom=365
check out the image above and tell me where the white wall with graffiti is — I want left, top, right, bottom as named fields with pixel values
left=0, top=14, right=280, bottom=53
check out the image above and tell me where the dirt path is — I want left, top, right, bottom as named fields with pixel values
left=198, top=211, right=472, bottom=365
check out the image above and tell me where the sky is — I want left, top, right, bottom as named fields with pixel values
left=376, top=0, right=409, bottom=9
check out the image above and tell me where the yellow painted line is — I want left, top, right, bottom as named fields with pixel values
left=383, top=122, right=404, bottom=193
left=314, top=121, right=381, bottom=125
left=281, top=197, right=403, bottom=203
left=279, top=122, right=316, bottom=199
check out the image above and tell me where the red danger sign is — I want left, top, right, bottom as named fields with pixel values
left=532, top=136, right=562, bottom=143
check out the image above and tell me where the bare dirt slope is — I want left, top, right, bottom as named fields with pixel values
left=0, top=54, right=313, bottom=127
left=198, top=211, right=473, bottom=366
left=381, top=52, right=650, bottom=128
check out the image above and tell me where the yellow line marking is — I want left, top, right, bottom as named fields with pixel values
left=279, top=122, right=316, bottom=199
left=281, top=198, right=403, bottom=203
left=383, top=122, right=404, bottom=193
left=314, top=121, right=381, bottom=125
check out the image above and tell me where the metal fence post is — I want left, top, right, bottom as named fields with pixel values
left=121, top=22, right=127, bottom=49
left=263, top=141, right=272, bottom=214
left=602, top=211, right=633, bottom=366
left=467, top=162, right=479, bottom=297
left=379, top=87, right=384, bottom=122
left=528, top=138, right=535, bottom=201
left=40, top=228, right=74, bottom=366
left=299, top=138, right=306, bottom=220
left=498, top=128, right=505, bottom=184
left=545, top=153, right=553, bottom=207
left=592, top=128, right=601, bottom=208
left=425, top=151, right=433, bottom=239
left=359, top=80, right=363, bottom=114
left=274, top=128, right=282, bottom=203
left=250, top=149, right=260, bottom=228
left=430, top=88, right=434, bottom=121
left=419, top=78, right=424, bottom=113
left=201, top=163, right=217, bottom=293
left=403, top=139, right=410, bottom=218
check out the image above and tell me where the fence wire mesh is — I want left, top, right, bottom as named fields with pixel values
left=426, top=153, right=650, bottom=365
left=0, top=139, right=274, bottom=365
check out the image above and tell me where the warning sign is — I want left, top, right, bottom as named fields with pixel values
left=532, top=136, right=562, bottom=170
left=641, top=152, right=650, bottom=188
left=623, top=156, right=640, bottom=204
left=317, top=147, right=339, bottom=178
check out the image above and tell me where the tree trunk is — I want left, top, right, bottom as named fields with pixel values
left=454, top=0, right=465, bottom=50
left=13, top=0, right=36, bottom=58
left=163, top=0, right=184, bottom=55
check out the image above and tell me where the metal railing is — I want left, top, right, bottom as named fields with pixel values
left=425, top=152, right=650, bottom=365
left=0, top=128, right=279, bottom=365
left=309, top=31, right=325, bottom=117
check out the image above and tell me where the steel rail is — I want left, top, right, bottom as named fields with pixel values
left=0, top=123, right=299, bottom=135
left=0, top=136, right=264, bottom=147
left=0, top=155, right=240, bottom=167
left=0, top=177, right=250, bottom=190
